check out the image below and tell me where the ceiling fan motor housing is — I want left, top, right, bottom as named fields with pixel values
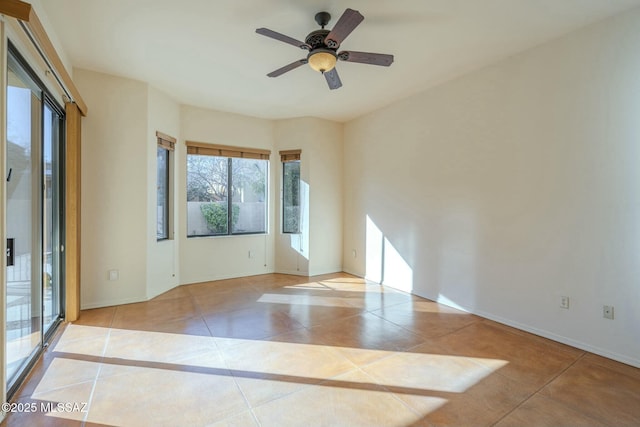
left=305, top=29, right=335, bottom=51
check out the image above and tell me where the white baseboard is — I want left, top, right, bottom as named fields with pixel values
left=365, top=278, right=640, bottom=369
left=181, top=268, right=276, bottom=286
left=274, top=269, right=308, bottom=276
left=474, top=309, right=640, bottom=369
left=81, top=295, right=146, bottom=310
left=341, top=268, right=364, bottom=278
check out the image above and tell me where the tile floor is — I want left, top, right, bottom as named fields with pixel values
left=2, top=273, right=640, bottom=426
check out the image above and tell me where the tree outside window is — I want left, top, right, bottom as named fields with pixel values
left=187, top=154, right=268, bottom=236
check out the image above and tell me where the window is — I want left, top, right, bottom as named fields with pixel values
left=186, top=141, right=269, bottom=237
left=156, top=132, right=175, bottom=240
left=281, top=150, right=301, bottom=233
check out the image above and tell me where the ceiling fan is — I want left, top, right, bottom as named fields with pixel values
left=256, top=8, right=394, bottom=90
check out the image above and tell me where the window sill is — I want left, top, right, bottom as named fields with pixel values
left=187, top=232, right=268, bottom=239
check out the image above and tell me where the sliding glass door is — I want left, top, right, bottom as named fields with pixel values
left=42, top=103, right=63, bottom=332
left=5, top=45, right=64, bottom=396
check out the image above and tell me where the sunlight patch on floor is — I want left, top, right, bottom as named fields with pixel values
left=38, top=324, right=510, bottom=425
left=257, top=293, right=361, bottom=308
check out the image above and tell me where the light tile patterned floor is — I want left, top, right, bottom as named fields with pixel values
left=2, top=273, right=640, bottom=426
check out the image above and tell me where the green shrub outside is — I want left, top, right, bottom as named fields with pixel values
left=200, top=202, right=239, bottom=234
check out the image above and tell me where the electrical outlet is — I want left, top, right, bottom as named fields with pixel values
left=108, top=269, right=119, bottom=281
left=352, top=249, right=357, bottom=258
left=603, top=305, right=614, bottom=320
left=560, top=296, right=570, bottom=309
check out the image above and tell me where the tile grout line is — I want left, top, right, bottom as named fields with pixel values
left=517, top=353, right=629, bottom=427
left=367, top=309, right=479, bottom=346
left=242, top=358, right=363, bottom=413
left=298, top=314, right=406, bottom=370
left=489, top=351, right=588, bottom=426
left=290, top=311, right=365, bottom=334
left=207, top=300, right=260, bottom=427
left=402, top=320, right=480, bottom=353
left=193, top=292, right=216, bottom=339
left=259, top=362, right=365, bottom=407
left=356, top=364, right=428, bottom=422
left=81, top=324, right=114, bottom=425
left=231, top=320, right=364, bottom=416
left=249, top=407, right=262, bottom=427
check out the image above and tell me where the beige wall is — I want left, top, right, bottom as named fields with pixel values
left=75, top=69, right=148, bottom=308
left=343, top=9, right=640, bottom=367
left=146, top=86, right=180, bottom=298
left=77, top=71, right=185, bottom=306
left=178, top=105, right=276, bottom=284
left=28, top=0, right=73, bottom=76
left=74, top=76, right=345, bottom=303
left=275, top=118, right=343, bottom=276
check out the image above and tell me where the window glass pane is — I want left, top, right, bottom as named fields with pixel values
left=187, top=154, right=229, bottom=236
left=231, top=158, right=268, bottom=234
left=43, top=103, right=61, bottom=332
left=6, top=63, right=41, bottom=386
left=283, top=161, right=300, bottom=233
left=156, top=147, right=169, bottom=239
left=187, top=154, right=268, bottom=237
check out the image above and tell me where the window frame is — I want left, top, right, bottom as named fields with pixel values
left=186, top=141, right=270, bottom=238
left=282, top=160, right=301, bottom=234
left=156, top=131, right=175, bottom=241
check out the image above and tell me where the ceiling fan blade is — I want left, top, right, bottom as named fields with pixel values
left=324, top=68, right=342, bottom=90
left=338, top=51, right=394, bottom=66
left=256, top=28, right=310, bottom=50
left=267, top=59, right=308, bottom=77
left=325, top=8, right=364, bottom=48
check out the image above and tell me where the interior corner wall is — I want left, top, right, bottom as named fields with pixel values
left=146, top=86, right=180, bottom=299
left=343, top=9, right=640, bottom=367
left=75, top=68, right=149, bottom=308
left=178, top=105, right=276, bottom=285
left=274, top=118, right=343, bottom=277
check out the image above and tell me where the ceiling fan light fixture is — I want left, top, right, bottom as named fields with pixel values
left=257, top=8, right=392, bottom=89
left=307, top=49, right=337, bottom=73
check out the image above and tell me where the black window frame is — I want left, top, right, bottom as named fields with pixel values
left=156, top=145, right=170, bottom=241
left=282, top=160, right=301, bottom=234
left=187, top=154, right=269, bottom=238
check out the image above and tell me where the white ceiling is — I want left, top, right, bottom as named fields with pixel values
left=40, top=0, right=640, bottom=122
